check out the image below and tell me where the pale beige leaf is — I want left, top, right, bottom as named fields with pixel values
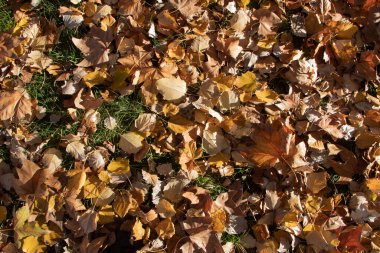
left=119, top=131, right=144, bottom=154
left=42, top=148, right=62, bottom=171
left=104, top=116, right=117, bottom=130
left=66, top=141, right=86, bottom=160
left=156, top=78, right=187, bottom=101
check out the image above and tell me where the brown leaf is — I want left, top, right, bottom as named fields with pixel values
left=0, top=90, right=35, bottom=123
left=72, top=26, right=112, bottom=67
left=240, top=120, right=296, bottom=168
left=169, top=0, right=203, bottom=20
left=77, top=210, right=98, bottom=234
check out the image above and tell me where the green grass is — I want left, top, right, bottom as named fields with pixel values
left=0, top=145, right=10, bottom=164
left=27, top=72, right=81, bottom=147
left=221, top=233, right=249, bottom=253
left=89, top=95, right=145, bottom=146
left=195, top=175, right=227, bottom=199
left=221, top=233, right=241, bottom=244
left=327, top=168, right=351, bottom=205
left=26, top=73, right=63, bottom=113
left=36, top=0, right=73, bottom=24
left=0, top=0, right=15, bottom=32
left=49, top=28, right=85, bottom=67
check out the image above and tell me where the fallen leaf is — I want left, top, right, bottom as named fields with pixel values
left=132, top=218, right=145, bottom=241
left=119, top=131, right=144, bottom=154
left=0, top=90, right=35, bottom=123
left=306, top=172, right=327, bottom=194
left=235, top=71, right=259, bottom=92
left=155, top=218, right=175, bottom=240
left=156, top=77, right=187, bottom=101
left=77, top=210, right=98, bottom=234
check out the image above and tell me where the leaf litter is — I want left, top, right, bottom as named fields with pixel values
left=0, top=0, right=380, bottom=252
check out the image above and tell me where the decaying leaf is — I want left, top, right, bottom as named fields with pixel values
left=1, top=1, right=380, bottom=253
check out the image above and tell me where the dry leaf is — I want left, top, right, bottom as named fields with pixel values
left=235, top=71, right=259, bottom=92
left=155, top=218, right=175, bottom=240
left=66, top=141, right=86, bottom=160
left=132, top=218, right=145, bottom=241
left=156, top=77, right=187, bottom=101
left=77, top=210, right=98, bottom=234
left=306, top=172, right=327, bottom=194
left=119, top=131, right=144, bottom=154
left=0, top=90, right=35, bottom=123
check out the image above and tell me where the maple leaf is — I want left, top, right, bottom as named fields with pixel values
left=179, top=229, right=224, bottom=253
left=0, top=90, right=36, bottom=123
left=254, top=9, right=282, bottom=36
left=169, top=0, right=203, bottom=20
left=239, top=120, right=296, bottom=168
left=72, top=26, right=113, bottom=67
left=0, top=33, right=20, bottom=64
left=235, top=71, right=259, bottom=92
left=339, top=226, right=366, bottom=252
left=118, top=0, right=144, bottom=18
left=14, top=160, right=51, bottom=199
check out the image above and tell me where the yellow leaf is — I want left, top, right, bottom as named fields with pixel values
left=208, top=152, right=230, bottom=168
left=257, top=36, right=276, bottom=49
left=98, top=205, right=114, bottom=225
left=16, top=222, right=49, bottom=240
left=213, top=75, right=235, bottom=91
left=366, top=179, right=380, bottom=195
left=111, top=65, right=129, bottom=90
left=282, top=210, right=300, bottom=231
left=12, top=17, right=29, bottom=35
left=14, top=205, right=29, bottom=230
left=211, top=208, right=226, bottom=233
left=235, top=71, right=258, bottom=92
left=84, top=175, right=105, bottom=198
left=168, top=114, right=194, bottom=134
left=132, top=218, right=145, bottom=241
left=22, top=236, right=46, bottom=253
left=42, top=222, right=62, bottom=245
left=98, top=170, right=111, bottom=183
left=83, top=70, right=108, bottom=88
left=66, top=169, right=86, bottom=196
left=336, top=20, right=358, bottom=39
left=0, top=206, right=6, bottom=223
left=239, top=0, right=250, bottom=6
left=155, top=218, right=175, bottom=240
left=255, top=89, right=279, bottom=103
left=113, top=191, right=137, bottom=218
left=305, top=195, right=321, bottom=214
left=107, top=158, right=131, bottom=175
